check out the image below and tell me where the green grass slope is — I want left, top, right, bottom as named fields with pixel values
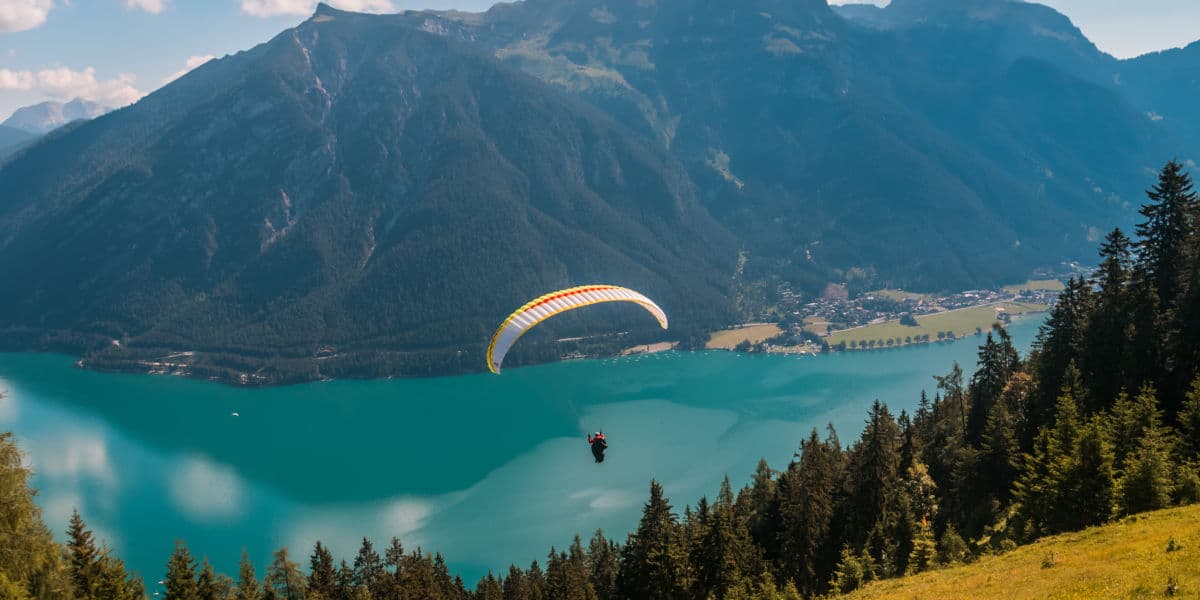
left=845, top=504, right=1200, bottom=600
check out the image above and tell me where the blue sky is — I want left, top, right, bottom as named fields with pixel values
left=1, top=0, right=1198, bottom=121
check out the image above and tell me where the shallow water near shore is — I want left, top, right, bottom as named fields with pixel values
left=0, top=316, right=1043, bottom=588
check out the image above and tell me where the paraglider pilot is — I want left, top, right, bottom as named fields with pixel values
left=588, top=431, right=607, bottom=463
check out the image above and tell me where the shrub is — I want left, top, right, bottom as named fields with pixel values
left=1041, top=551, right=1057, bottom=569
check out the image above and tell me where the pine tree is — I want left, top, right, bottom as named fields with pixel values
left=502, top=564, right=529, bottom=600
left=848, top=401, right=902, bottom=552
left=1011, top=429, right=1059, bottom=540
left=94, top=552, right=145, bottom=600
left=936, top=525, right=967, bottom=565
left=739, top=459, right=780, bottom=563
left=1110, top=385, right=1164, bottom=471
left=1118, top=427, right=1176, bottom=515
left=236, top=550, right=260, bottom=600
left=585, top=530, right=619, bottom=600
left=693, top=483, right=757, bottom=599
left=165, top=541, right=200, bottom=600
left=352, top=538, right=383, bottom=597
left=1137, top=160, right=1197, bottom=316
left=1029, top=279, right=1092, bottom=442
left=475, top=572, right=503, bottom=600
left=334, top=560, right=354, bottom=600
left=1083, top=228, right=1134, bottom=409
left=525, top=561, right=547, bottom=600
left=827, top=545, right=875, bottom=594
left=776, top=429, right=840, bottom=597
left=0, top=433, right=71, bottom=600
left=1068, top=418, right=1116, bottom=528
left=617, top=481, right=688, bottom=599
left=309, top=542, right=336, bottom=600
left=969, top=332, right=1018, bottom=440
left=978, top=385, right=1021, bottom=507
left=66, top=510, right=100, bottom=599
left=1125, top=270, right=1163, bottom=391
left=197, top=559, right=220, bottom=600
left=1180, top=374, right=1200, bottom=460
left=266, top=548, right=306, bottom=600
left=906, top=520, right=937, bottom=575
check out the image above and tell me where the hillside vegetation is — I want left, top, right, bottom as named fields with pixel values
left=846, top=504, right=1200, bottom=600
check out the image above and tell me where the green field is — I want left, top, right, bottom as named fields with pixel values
left=845, top=504, right=1200, bottom=600
left=1003, top=278, right=1066, bottom=293
left=870, top=289, right=933, bottom=301
left=706, top=323, right=784, bottom=349
left=827, top=302, right=1047, bottom=349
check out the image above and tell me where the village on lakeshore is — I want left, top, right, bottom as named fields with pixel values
left=703, top=276, right=1072, bottom=356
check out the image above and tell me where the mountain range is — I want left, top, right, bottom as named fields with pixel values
left=0, top=0, right=1195, bottom=382
left=1, top=98, right=108, bottom=134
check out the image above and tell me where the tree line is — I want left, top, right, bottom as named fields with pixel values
left=1, top=160, right=1197, bottom=598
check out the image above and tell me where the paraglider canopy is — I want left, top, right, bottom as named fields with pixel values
left=485, top=285, right=668, bottom=374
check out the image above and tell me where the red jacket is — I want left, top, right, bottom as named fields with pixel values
left=588, top=433, right=606, bottom=444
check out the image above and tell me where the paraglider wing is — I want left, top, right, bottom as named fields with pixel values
left=486, top=285, right=668, bottom=374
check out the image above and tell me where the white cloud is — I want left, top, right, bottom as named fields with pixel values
left=123, top=0, right=164, bottom=14
left=0, top=66, right=142, bottom=107
left=27, top=433, right=116, bottom=484
left=0, top=0, right=53, bottom=33
left=162, top=54, right=214, bottom=84
left=240, top=0, right=394, bottom=18
left=168, top=455, right=244, bottom=521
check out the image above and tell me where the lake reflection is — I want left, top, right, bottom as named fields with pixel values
left=0, top=316, right=1044, bottom=585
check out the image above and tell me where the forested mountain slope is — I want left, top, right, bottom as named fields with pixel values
left=0, top=6, right=735, bottom=382
left=402, top=0, right=1192, bottom=291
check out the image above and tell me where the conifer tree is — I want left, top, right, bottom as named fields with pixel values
left=1011, top=428, right=1059, bottom=540
left=475, top=572, right=503, bottom=600
left=0, top=433, right=71, bottom=599
left=1180, top=374, right=1200, bottom=460
left=979, top=387, right=1021, bottom=507
left=617, top=481, right=688, bottom=599
left=352, top=538, right=383, bottom=595
left=66, top=510, right=100, bottom=599
left=1083, top=228, right=1135, bottom=408
left=847, top=401, right=902, bottom=552
left=197, top=559, right=221, bottom=600
left=827, top=545, right=875, bottom=594
left=525, top=561, right=547, bottom=600
left=309, top=542, right=336, bottom=600
left=1110, top=385, right=1164, bottom=470
left=1125, top=270, right=1163, bottom=391
left=334, top=560, right=355, bottom=600
left=1068, top=418, right=1116, bottom=528
left=1136, top=160, right=1198, bottom=315
left=739, top=459, right=780, bottom=563
left=1118, top=427, right=1176, bottom=515
left=585, top=530, right=619, bottom=600
left=94, top=552, right=145, bottom=600
left=165, top=541, right=200, bottom=600
left=266, top=548, right=305, bottom=600
left=936, top=525, right=967, bottom=565
left=777, top=429, right=840, bottom=597
left=236, top=551, right=259, bottom=600
left=905, top=520, right=937, bottom=575
left=1030, top=279, right=1092, bottom=440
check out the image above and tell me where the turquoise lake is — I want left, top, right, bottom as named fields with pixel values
left=0, top=316, right=1043, bottom=589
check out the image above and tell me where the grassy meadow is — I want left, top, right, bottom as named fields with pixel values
left=845, top=503, right=1200, bottom=600
left=826, top=302, right=1047, bottom=349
